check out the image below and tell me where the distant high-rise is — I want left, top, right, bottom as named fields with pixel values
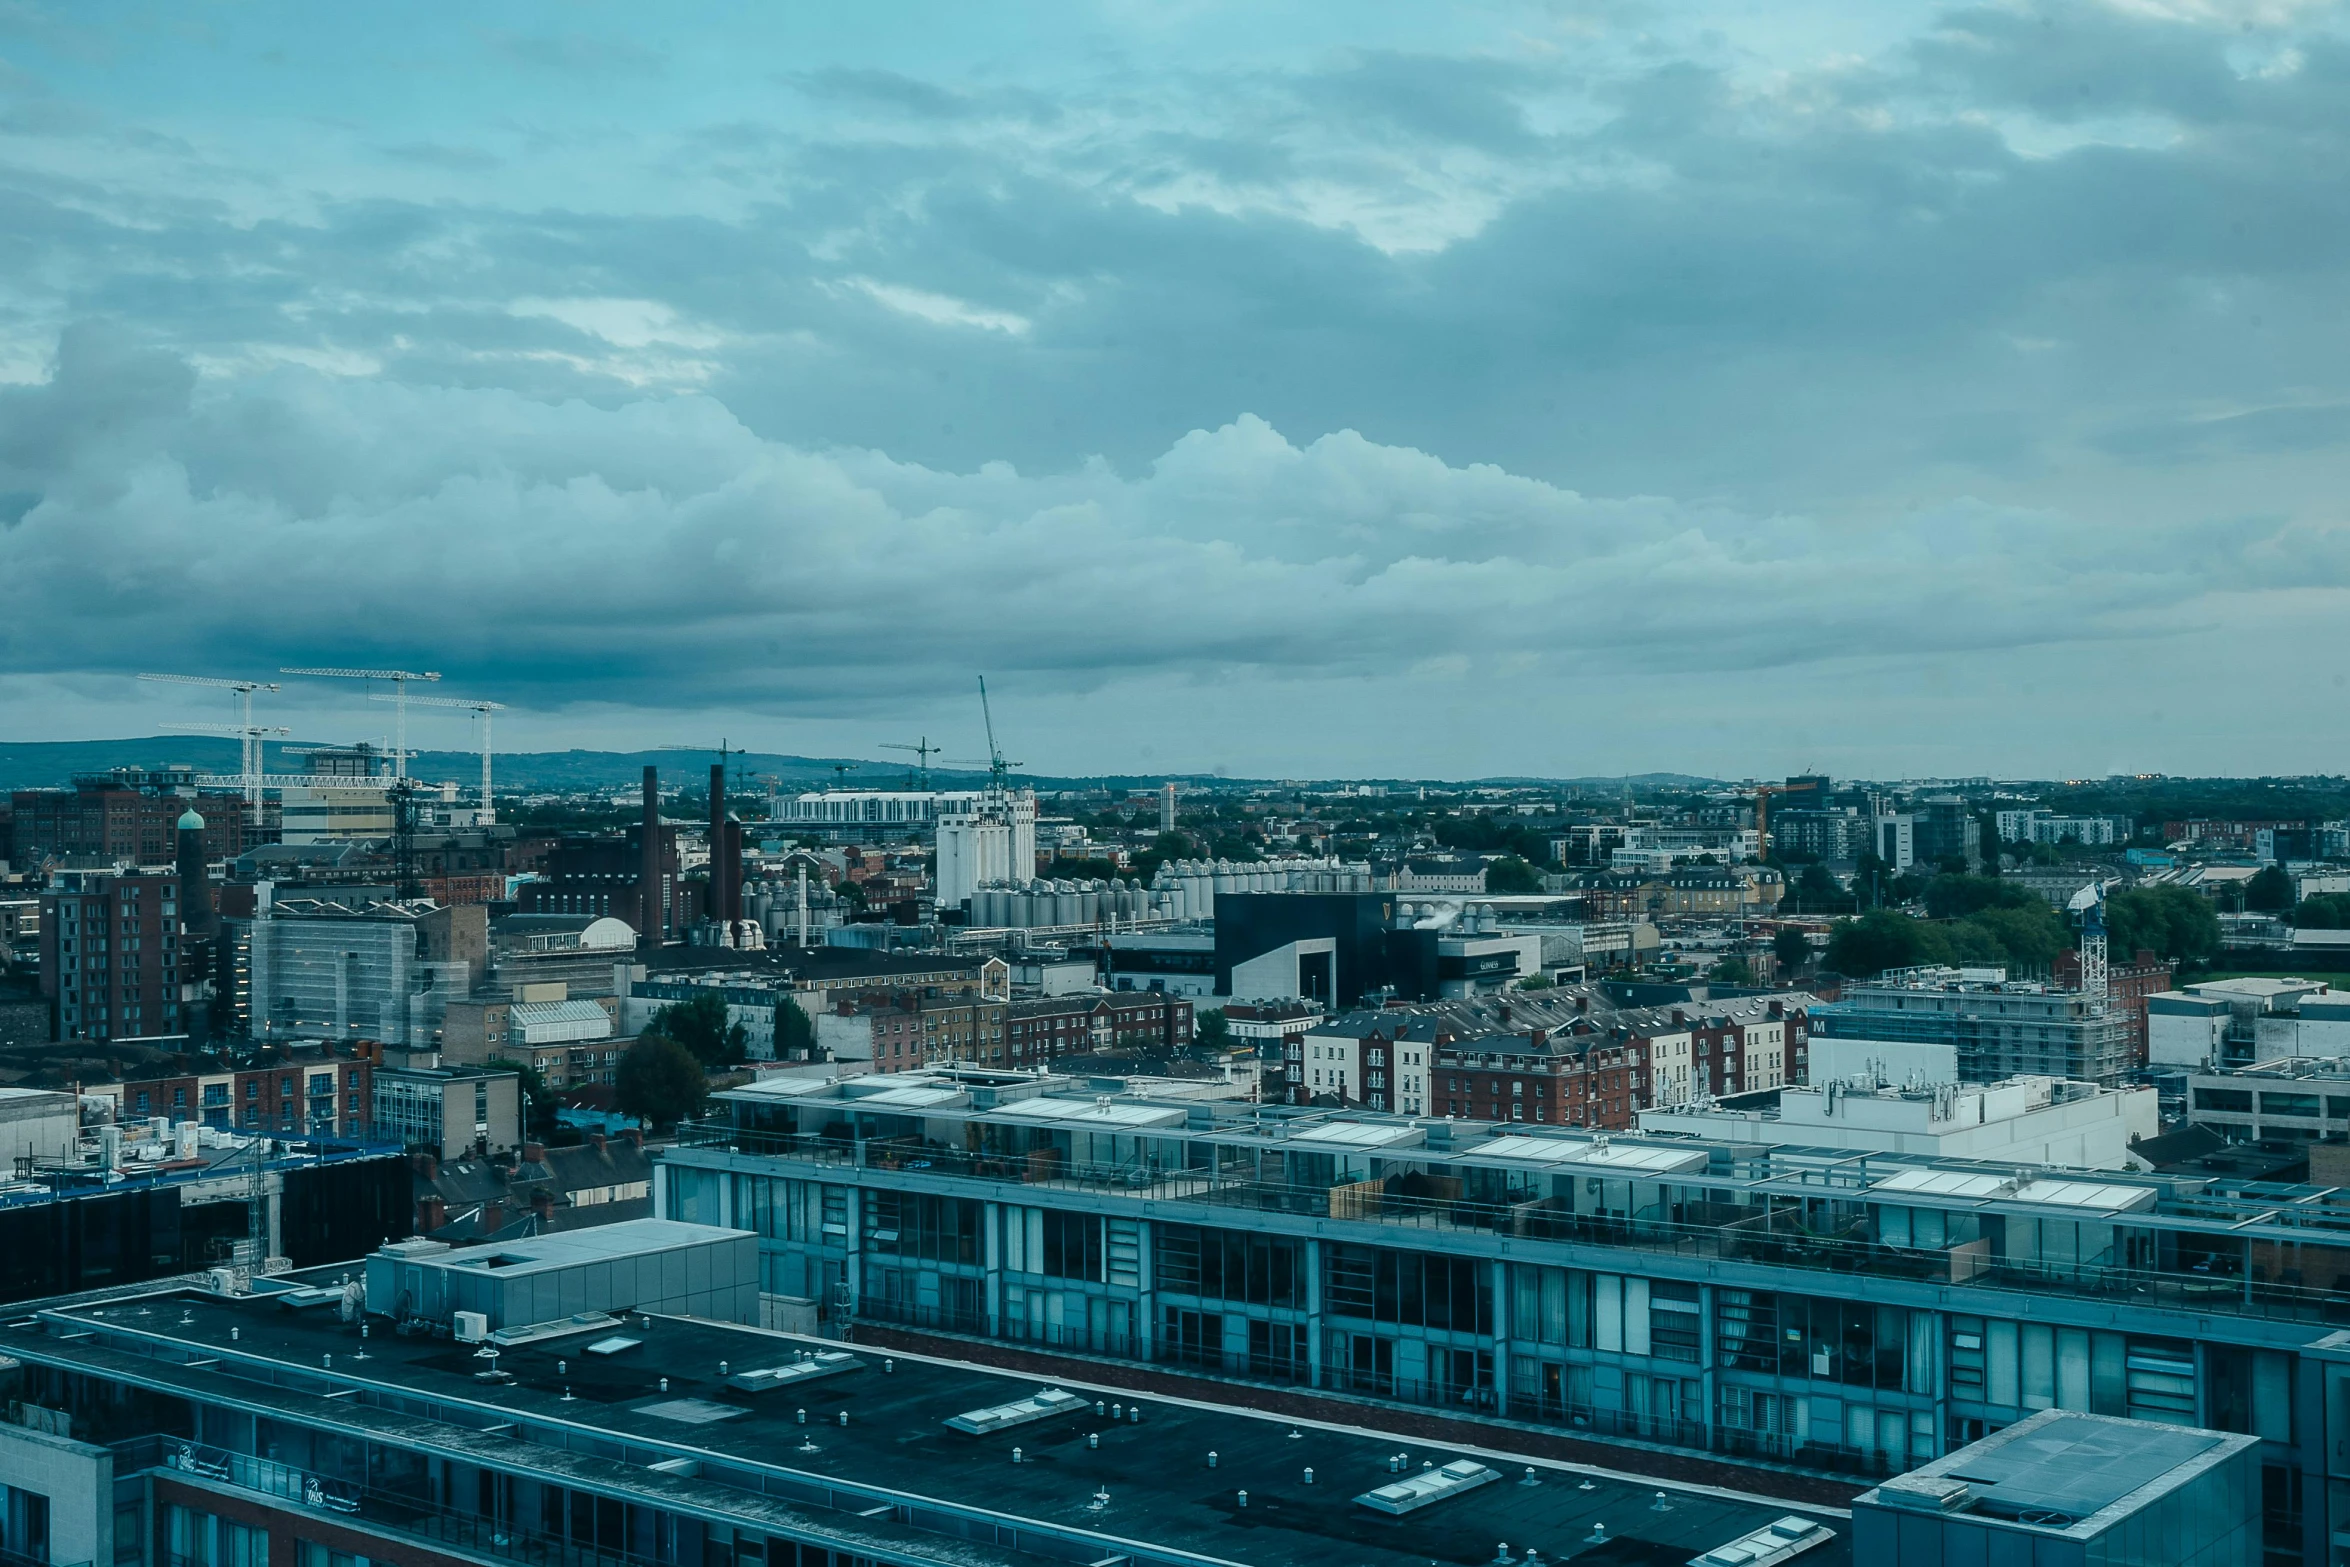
left=1160, top=781, right=1179, bottom=833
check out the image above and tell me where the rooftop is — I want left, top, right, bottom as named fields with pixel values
left=22, top=1288, right=1851, bottom=1567
left=1861, top=1410, right=2253, bottom=1539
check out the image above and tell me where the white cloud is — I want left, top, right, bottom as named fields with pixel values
left=840, top=278, right=1032, bottom=335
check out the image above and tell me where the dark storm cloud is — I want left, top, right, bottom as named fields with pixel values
left=0, top=0, right=2345, bottom=769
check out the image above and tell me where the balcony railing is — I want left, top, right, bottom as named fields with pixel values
left=121, top=1437, right=669, bottom=1567
left=676, top=1122, right=2350, bottom=1329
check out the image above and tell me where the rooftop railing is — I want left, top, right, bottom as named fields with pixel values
left=123, top=1436, right=667, bottom=1567
left=674, top=1121, right=2350, bottom=1329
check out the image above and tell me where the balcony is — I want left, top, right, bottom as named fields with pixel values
left=121, top=1437, right=667, bottom=1567
left=675, top=1121, right=2350, bottom=1330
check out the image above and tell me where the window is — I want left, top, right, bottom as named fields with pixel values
left=1324, top=1245, right=1492, bottom=1334
left=1154, top=1225, right=1304, bottom=1308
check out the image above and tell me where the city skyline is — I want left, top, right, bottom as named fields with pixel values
left=4, top=2, right=2347, bottom=777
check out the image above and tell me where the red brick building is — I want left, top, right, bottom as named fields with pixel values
left=1434, top=1026, right=1650, bottom=1129
left=2055, top=946, right=2174, bottom=1065
left=40, top=871, right=185, bottom=1041
left=11, top=780, right=246, bottom=869
left=108, top=1048, right=375, bottom=1136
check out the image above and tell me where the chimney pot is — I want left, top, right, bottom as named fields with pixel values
left=521, top=1142, right=546, bottom=1164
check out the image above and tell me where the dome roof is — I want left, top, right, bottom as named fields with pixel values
left=176, top=808, right=206, bottom=831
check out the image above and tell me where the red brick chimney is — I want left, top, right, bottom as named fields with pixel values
left=589, top=1131, right=607, bottom=1154
left=521, top=1143, right=546, bottom=1164
left=411, top=1151, right=438, bottom=1179
left=531, top=1190, right=556, bottom=1225
left=621, top=1127, right=643, bottom=1150
left=417, top=1196, right=446, bottom=1232
left=480, top=1203, right=504, bottom=1236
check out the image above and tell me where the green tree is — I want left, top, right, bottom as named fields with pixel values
left=1708, top=956, right=1754, bottom=985
left=1965, top=903, right=2069, bottom=973
left=2297, top=894, right=2350, bottom=929
left=1772, top=926, right=1812, bottom=974
left=1194, top=1009, right=1232, bottom=1053
left=1484, top=856, right=1544, bottom=894
left=1824, top=910, right=1948, bottom=977
left=1516, top=972, right=1554, bottom=990
left=1923, top=875, right=2041, bottom=920
left=650, top=992, right=747, bottom=1070
left=488, top=1058, right=559, bottom=1140
left=616, top=1035, right=708, bottom=1129
left=1791, top=864, right=1849, bottom=914
left=2246, top=864, right=2295, bottom=913
left=775, top=998, right=817, bottom=1059
left=2105, top=885, right=2221, bottom=964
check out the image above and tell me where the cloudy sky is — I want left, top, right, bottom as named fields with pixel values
left=2, top=1, right=2345, bottom=782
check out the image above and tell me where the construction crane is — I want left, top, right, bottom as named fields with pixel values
left=880, top=737, right=939, bottom=791
left=279, top=667, right=440, bottom=782
left=138, top=673, right=282, bottom=830
left=829, top=762, right=860, bottom=792
left=659, top=741, right=739, bottom=804
left=946, top=675, right=1022, bottom=792
left=372, top=693, right=505, bottom=823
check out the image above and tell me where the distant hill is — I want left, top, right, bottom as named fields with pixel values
left=0, top=739, right=1723, bottom=796
left=0, top=738, right=1215, bottom=795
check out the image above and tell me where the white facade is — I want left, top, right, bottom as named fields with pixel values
left=935, top=790, right=1039, bottom=909
left=1641, top=1076, right=2157, bottom=1171
left=2147, top=978, right=2350, bottom=1068
left=1299, top=1029, right=1363, bottom=1100
left=1807, top=1031, right=1961, bottom=1088
left=1871, top=813, right=1915, bottom=872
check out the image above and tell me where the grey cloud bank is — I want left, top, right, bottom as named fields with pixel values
left=0, top=1, right=2345, bottom=777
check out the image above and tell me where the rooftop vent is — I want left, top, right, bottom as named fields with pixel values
left=726, top=1350, right=862, bottom=1394
left=1356, top=1459, right=1502, bottom=1515
left=1687, top=1515, right=1835, bottom=1567
left=946, top=1387, right=1089, bottom=1435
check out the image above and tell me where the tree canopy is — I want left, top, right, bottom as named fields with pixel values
left=1484, top=855, right=1544, bottom=893
left=1823, top=899, right=2072, bottom=978
left=1772, top=925, right=1813, bottom=974
left=2298, top=894, right=2350, bottom=929
left=775, top=998, right=817, bottom=1059
left=2104, top=885, right=2221, bottom=963
left=647, top=992, right=747, bottom=1070
left=487, top=1057, right=559, bottom=1140
left=615, top=1035, right=707, bottom=1129
left=2246, top=864, right=2296, bottom=913
left=1922, top=874, right=2042, bottom=920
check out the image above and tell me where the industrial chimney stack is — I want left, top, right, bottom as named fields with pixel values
left=708, top=763, right=729, bottom=928
left=639, top=766, right=662, bottom=940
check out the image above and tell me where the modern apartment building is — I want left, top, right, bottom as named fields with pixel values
left=1812, top=969, right=2135, bottom=1086
left=663, top=1068, right=2334, bottom=1560
left=39, top=870, right=186, bottom=1041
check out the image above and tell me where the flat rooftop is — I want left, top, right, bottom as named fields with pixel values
left=1862, top=1409, right=2256, bottom=1540
left=24, top=1289, right=1850, bottom=1567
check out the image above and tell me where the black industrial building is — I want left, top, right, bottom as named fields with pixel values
left=1212, top=892, right=1443, bottom=1006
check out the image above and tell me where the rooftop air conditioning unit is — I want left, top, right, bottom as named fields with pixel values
left=453, top=1310, right=490, bottom=1343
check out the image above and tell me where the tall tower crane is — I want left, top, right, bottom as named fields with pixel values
left=946, top=676, right=1023, bottom=793
left=658, top=740, right=739, bottom=801
left=373, top=693, right=505, bottom=823
left=137, top=673, right=282, bottom=831
left=880, top=737, right=939, bottom=791
left=279, top=667, right=440, bottom=782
